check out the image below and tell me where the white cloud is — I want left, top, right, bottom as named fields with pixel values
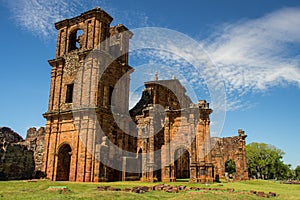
left=203, top=8, right=300, bottom=110
left=7, top=0, right=73, bottom=38
left=130, top=8, right=300, bottom=111
left=5, top=1, right=300, bottom=111
left=5, top=0, right=150, bottom=39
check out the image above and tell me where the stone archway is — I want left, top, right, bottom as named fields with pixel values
left=225, top=159, right=236, bottom=180
left=174, top=148, right=190, bottom=181
left=56, top=144, right=72, bottom=181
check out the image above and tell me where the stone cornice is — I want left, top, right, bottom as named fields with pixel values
left=43, top=106, right=118, bottom=119
left=48, top=57, right=65, bottom=67
left=55, top=8, right=113, bottom=30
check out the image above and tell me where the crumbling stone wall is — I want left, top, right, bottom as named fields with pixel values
left=0, top=143, right=34, bottom=180
left=21, top=127, right=45, bottom=172
left=130, top=79, right=214, bottom=183
left=0, top=127, right=45, bottom=180
left=42, top=8, right=249, bottom=183
left=0, top=127, right=23, bottom=143
left=210, top=129, right=249, bottom=181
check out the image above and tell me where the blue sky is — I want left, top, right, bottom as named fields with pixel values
left=0, top=0, right=300, bottom=168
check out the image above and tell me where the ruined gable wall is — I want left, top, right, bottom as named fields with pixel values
left=210, top=130, right=248, bottom=180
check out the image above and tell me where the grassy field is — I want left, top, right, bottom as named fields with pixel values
left=0, top=179, right=299, bottom=200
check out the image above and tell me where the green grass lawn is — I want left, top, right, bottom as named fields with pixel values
left=0, top=179, right=299, bottom=200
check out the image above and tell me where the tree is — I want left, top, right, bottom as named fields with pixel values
left=295, top=165, right=300, bottom=180
left=246, top=142, right=291, bottom=180
left=225, top=159, right=236, bottom=175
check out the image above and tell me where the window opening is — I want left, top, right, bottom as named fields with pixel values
left=65, top=84, right=74, bottom=103
left=69, top=29, right=83, bottom=51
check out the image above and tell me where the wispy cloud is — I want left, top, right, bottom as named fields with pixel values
left=129, top=8, right=300, bottom=111
left=5, top=1, right=300, bottom=111
left=5, top=0, right=150, bottom=39
left=204, top=7, right=300, bottom=110
left=6, top=0, right=75, bottom=38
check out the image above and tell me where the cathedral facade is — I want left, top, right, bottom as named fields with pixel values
left=42, top=8, right=248, bottom=182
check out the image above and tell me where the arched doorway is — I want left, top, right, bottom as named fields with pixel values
left=225, top=159, right=236, bottom=179
left=174, top=148, right=190, bottom=181
left=56, top=144, right=72, bottom=181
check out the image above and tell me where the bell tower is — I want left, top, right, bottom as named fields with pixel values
left=43, top=8, right=133, bottom=182
left=54, top=8, right=112, bottom=57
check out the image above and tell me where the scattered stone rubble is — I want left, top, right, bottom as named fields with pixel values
left=47, top=186, right=70, bottom=193
left=97, top=184, right=277, bottom=198
left=250, top=190, right=277, bottom=198
left=281, top=180, right=300, bottom=184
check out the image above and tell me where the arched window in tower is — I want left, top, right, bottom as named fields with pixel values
left=68, top=29, right=83, bottom=52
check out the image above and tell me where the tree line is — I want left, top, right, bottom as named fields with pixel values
left=246, top=142, right=300, bottom=180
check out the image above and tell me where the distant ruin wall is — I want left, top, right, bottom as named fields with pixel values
left=0, top=127, right=23, bottom=143
left=0, top=143, right=34, bottom=180
left=0, top=127, right=45, bottom=180
left=22, top=127, right=45, bottom=172
left=210, top=130, right=249, bottom=181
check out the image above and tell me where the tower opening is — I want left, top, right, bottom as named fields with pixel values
left=68, top=29, right=83, bottom=51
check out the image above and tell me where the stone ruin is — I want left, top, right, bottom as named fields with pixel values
left=0, top=127, right=45, bottom=180
left=1, top=8, right=249, bottom=182
left=41, top=8, right=248, bottom=182
left=210, top=129, right=248, bottom=181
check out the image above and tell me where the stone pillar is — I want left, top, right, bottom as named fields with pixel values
left=170, top=164, right=176, bottom=182
left=162, top=165, right=172, bottom=182
left=189, top=111, right=197, bottom=165
left=122, top=157, right=127, bottom=181
left=53, top=66, right=63, bottom=111
left=48, top=66, right=57, bottom=111
left=190, top=163, right=198, bottom=183
left=141, top=145, right=148, bottom=181
left=238, top=129, right=249, bottom=180
left=42, top=121, right=52, bottom=178
left=98, top=136, right=109, bottom=182
left=206, top=165, right=214, bottom=182
left=204, top=120, right=212, bottom=163
left=50, top=120, right=59, bottom=181
left=161, top=113, right=171, bottom=182
left=146, top=117, right=155, bottom=182
left=84, top=116, right=95, bottom=182
left=93, top=144, right=101, bottom=182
